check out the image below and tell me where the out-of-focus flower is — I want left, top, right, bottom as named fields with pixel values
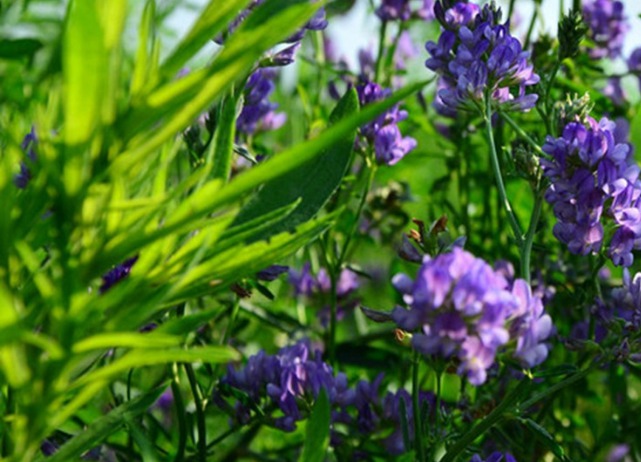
left=628, top=47, right=641, bottom=91
left=14, top=127, right=37, bottom=189
left=391, top=248, right=552, bottom=385
left=582, top=0, right=628, bottom=60
left=541, top=116, right=641, bottom=266
left=356, top=81, right=417, bottom=165
left=99, top=256, right=139, bottom=293
left=425, top=1, right=539, bottom=112
left=470, top=452, right=517, bottom=462
left=256, top=264, right=289, bottom=281
left=289, top=264, right=360, bottom=326
left=237, top=69, right=286, bottom=136
left=376, top=0, right=435, bottom=21
left=603, top=78, right=626, bottom=107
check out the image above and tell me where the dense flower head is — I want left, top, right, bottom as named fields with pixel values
left=219, top=340, right=351, bottom=431
left=425, top=1, right=539, bottom=112
left=356, top=81, right=417, bottom=165
left=237, top=69, right=286, bottom=136
left=582, top=0, right=628, bottom=60
left=541, top=116, right=641, bottom=266
left=391, top=247, right=552, bottom=385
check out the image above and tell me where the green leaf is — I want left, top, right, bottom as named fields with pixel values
left=300, top=388, right=330, bottom=462
left=72, top=346, right=239, bottom=389
left=63, top=0, right=106, bottom=146
left=72, top=332, right=182, bottom=353
left=130, top=0, right=156, bottom=98
left=210, top=93, right=239, bottom=181
left=0, top=38, right=43, bottom=60
left=521, top=418, right=567, bottom=460
left=160, top=0, right=249, bottom=78
left=630, top=104, right=641, bottom=162
left=38, top=386, right=166, bottom=462
left=232, top=88, right=359, bottom=240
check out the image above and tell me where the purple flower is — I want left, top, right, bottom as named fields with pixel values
left=289, top=264, right=360, bottom=326
left=377, top=0, right=413, bottom=21
left=470, top=453, right=517, bottom=462
left=218, top=340, right=354, bottom=432
left=425, top=1, right=539, bottom=112
left=541, top=116, right=641, bottom=266
left=356, top=81, right=417, bottom=165
left=391, top=248, right=552, bottom=385
left=99, top=256, right=138, bottom=293
left=256, top=264, right=289, bottom=281
left=583, top=0, right=628, bottom=59
left=237, top=69, right=286, bottom=136
left=628, top=47, right=641, bottom=91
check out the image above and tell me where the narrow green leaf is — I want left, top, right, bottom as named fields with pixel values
left=160, top=0, right=249, bottom=78
left=63, top=0, right=106, bottom=145
left=211, top=93, right=238, bottom=181
left=630, top=104, right=641, bottom=162
left=39, top=386, right=166, bottom=462
left=300, top=388, right=330, bottom=462
left=232, top=88, right=359, bottom=240
left=72, top=332, right=181, bottom=353
left=72, top=347, right=239, bottom=388
left=521, top=418, right=567, bottom=460
left=130, top=0, right=156, bottom=98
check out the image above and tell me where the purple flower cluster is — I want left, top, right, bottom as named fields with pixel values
left=376, top=0, right=435, bottom=21
left=218, top=341, right=435, bottom=455
left=218, top=340, right=354, bottom=431
left=391, top=248, right=552, bottom=385
left=628, top=47, right=641, bottom=91
left=356, top=81, right=417, bottom=165
left=541, top=116, right=641, bottom=266
left=237, top=69, right=286, bottom=136
left=99, top=256, right=139, bottom=293
left=582, top=0, right=628, bottom=60
left=425, top=1, right=539, bottom=112
left=289, top=264, right=359, bottom=326
left=610, top=269, right=641, bottom=330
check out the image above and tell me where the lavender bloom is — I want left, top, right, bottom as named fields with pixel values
left=541, top=116, right=641, bottom=266
left=391, top=248, right=552, bottom=385
left=425, top=1, right=539, bottom=112
left=237, top=69, right=286, bottom=136
left=470, top=453, right=517, bottom=462
left=99, top=256, right=138, bottom=293
left=582, top=0, right=628, bottom=60
left=14, top=127, right=37, bottom=189
left=356, top=81, right=417, bottom=165
left=218, top=340, right=354, bottom=432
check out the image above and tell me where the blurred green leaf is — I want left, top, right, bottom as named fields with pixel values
left=72, top=332, right=182, bottom=352
left=63, top=0, right=106, bottom=146
left=0, top=38, right=42, bottom=60
left=38, top=386, right=166, bottom=462
left=300, top=388, right=330, bottom=462
left=521, top=418, right=568, bottom=460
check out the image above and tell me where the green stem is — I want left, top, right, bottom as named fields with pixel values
left=185, top=364, right=207, bottom=462
left=328, top=268, right=339, bottom=367
left=222, top=299, right=240, bottom=345
left=498, top=111, right=546, bottom=158
left=483, top=99, right=523, bottom=244
left=375, top=21, right=388, bottom=83
left=412, top=352, right=426, bottom=462
left=171, top=374, right=187, bottom=462
left=519, top=366, right=592, bottom=410
left=520, top=190, right=544, bottom=284
left=440, top=378, right=531, bottom=462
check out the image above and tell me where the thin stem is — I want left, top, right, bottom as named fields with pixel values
left=498, top=110, right=547, bottom=158
left=519, top=366, right=592, bottom=410
left=375, top=20, right=388, bottom=83
left=185, top=364, right=208, bottom=462
left=483, top=99, right=523, bottom=244
left=412, top=352, right=426, bottom=462
left=328, top=268, right=339, bottom=367
left=520, top=190, right=544, bottom=284
left=441, top=378, right=531, bottom=462
left=171, top=373, right=187, bottom=462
